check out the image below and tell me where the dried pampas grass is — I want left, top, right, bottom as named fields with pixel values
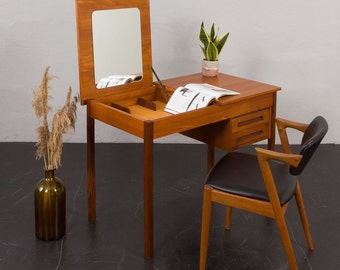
left=32, top=66, right=78, bottom=170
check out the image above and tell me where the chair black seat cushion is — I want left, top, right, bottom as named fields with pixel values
left=205, top=151, right=297, bottom=205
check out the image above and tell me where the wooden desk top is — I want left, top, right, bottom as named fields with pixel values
left=161, top=73, right=281, bottom=105
left=89, top=73, right=281, bottom=139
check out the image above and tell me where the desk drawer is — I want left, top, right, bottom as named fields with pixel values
left=229, top=109, right=271, bottom=149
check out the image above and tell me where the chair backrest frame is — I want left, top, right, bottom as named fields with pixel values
left=290, top=116, right=328, bottom=175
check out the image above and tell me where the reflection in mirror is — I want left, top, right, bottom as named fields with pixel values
left=92, top=8, right=143, bottom=89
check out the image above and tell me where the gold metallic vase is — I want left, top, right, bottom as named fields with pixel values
left=34, top=170, right=66, bottom=240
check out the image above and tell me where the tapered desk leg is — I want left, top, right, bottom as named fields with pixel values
left=268, top=92, right=277, bottom=151
left=144, top=120, right=154, bottom=259
left=87, top=105, right=96, bottom=221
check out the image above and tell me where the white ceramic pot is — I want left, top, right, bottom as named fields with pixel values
left=202, top=60, right=219, bottom=77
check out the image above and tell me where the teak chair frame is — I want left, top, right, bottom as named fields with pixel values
left=200, top=117, right=318, bottom=270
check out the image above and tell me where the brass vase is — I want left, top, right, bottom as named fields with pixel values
left=34, top=169, right=66, bottom=240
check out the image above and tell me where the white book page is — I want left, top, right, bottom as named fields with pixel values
left=185, top=83, right=239, bottom=99
left=165, top=86, right=215, bottom=114
left=164, top=83, right=239, bottom=114
left=96, top=75, right=141, bottom=89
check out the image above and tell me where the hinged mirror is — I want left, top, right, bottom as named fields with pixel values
left=75, top=0, right=153, bottom=105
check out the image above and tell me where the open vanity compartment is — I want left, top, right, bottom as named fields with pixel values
left=75, top=0, right=200, bottom=139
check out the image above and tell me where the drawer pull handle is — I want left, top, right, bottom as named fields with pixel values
left=237, top=130, right=263, bottom=141
left=238, top=116, right=263, bottom=127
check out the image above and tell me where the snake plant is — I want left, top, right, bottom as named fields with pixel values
left=199, top=21, right=229, bottom=61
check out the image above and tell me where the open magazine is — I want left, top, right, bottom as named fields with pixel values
left=164, top=83, right=239, bottom=114
left=96, top=74, right=142, bottom=89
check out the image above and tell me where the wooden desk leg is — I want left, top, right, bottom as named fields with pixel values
left=144, top=120, right=154, bottom=259
left=87, top=106, right=96, bottom=221
left=207, top=144, right=215, bottom=172
left=268, top=92, right=277, bottom=151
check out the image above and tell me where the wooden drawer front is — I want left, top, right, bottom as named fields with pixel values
left=230, top=109, right=271, bottom=149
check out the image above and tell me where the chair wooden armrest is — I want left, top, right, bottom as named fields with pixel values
left=255, top=147, right=303, bottom=218
left=276, top=118, right=309, bottom=154
left=255, top=147, right=302, bottom=167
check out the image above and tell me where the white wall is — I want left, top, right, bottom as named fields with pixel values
left=0, top=0, right=339, bottom=144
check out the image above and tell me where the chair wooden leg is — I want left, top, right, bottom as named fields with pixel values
left=225, top=206, right=232, bottom=230
left=274, top=210, right=298, bottom=270
left=295, top=182, right=314, bottom=250
left=200, top=186, right=213, bottom=270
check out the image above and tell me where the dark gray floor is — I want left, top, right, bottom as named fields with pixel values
left=0, top=142, right=339, bottom=270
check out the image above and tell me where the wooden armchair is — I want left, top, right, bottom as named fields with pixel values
left=199, top=116, right=328, bottom=270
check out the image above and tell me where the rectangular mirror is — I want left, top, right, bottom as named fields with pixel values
left=92, top=8, right=143, bottom=88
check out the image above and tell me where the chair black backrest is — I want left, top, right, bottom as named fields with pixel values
left=290, top=116, right=328, bottom=176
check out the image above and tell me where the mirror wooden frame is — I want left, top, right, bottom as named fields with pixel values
left=75, top=0, right=153, bottom=105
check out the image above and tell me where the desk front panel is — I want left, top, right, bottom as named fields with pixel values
left=181, top=92, right=275, bottom=151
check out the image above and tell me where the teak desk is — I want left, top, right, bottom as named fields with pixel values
left=86, top=73, right=280, bottom=259
left=75, top=0, right=280, bottom=259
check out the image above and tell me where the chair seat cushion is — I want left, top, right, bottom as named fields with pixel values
left=205, top=151, right=297, bottom=205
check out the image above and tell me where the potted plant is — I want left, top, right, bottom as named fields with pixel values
left=32, top=66, right=78, bottom=240
left=199, top=21, right=229, bottom=77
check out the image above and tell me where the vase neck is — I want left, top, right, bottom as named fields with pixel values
left=45, top=169, right=55, bottom=179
